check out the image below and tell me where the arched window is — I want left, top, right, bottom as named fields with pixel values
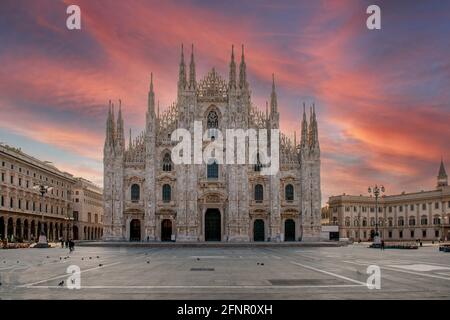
left=162, top=184, right=171, bottom=202
left=207, top=159, right=219, bottom=179
left=433, top=216, right=441, bottom=225
left=285, top=184, right=294, bottom=201
left=408, top=216, right=416, bottom=226
left=162, top=153, right=172, bottom=172
left=207, top=110, right=219, bottom=139
left=255, top=184, right=264, bottom=202
left=420, top=215, right=428, bottom=226
left=398, top=217, right=404, bottom=226
left=131, top=184, right=140, bottom=201
left=388, top=217, right=393, bottom=227
left=207, top=110, right=219, bottom=128
left=345, top=217, right=350, bottom=227
left=362, top=218, right=367, bottom=227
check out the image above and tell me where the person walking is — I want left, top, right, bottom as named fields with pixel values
left=68, top=239, right=75, bottom=253
left=380, top=239, right=385, bottom=250
left=60, top=236, right=64, bottom=248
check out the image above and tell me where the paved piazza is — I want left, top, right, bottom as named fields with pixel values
left=1, top=244, right=450, bottom=299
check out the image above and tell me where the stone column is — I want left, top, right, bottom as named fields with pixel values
left=12, top=219, right=17, bottom=239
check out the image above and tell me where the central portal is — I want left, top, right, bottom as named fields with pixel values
left=205, top=209, right=221, bottom=241
left=161, top=219, right=172, bottom=241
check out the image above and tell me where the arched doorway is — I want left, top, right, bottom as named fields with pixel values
left=24, top=220, right=29, bottom=241
left=253, top=219, right=265, bottom=242
left=0, top=216, right=5, bottom=240
left=49, top=222, right=53, bottom=241
left=205, top=209, right=221, bottom=241
left=73, top=226, right=79, bottom=240
left=30, top=220, right=35, bottom=240
left=130, top=219, right=141, bottom=241
left=284, top=219, right=295, bottom=241
left=7, top=217, right=14, bottom=239
left=161, top=219, right=172, bottom=241
left=16, top=218, right=22, bottom=239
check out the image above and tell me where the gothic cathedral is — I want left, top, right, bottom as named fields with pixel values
left=103, top=45, right=321, bottom=242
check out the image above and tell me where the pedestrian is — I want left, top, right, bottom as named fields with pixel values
left=381, top=240, right=385, bottom=250
left=60, top=236, right=64, bottom=248
left=65, top=239, right=69, bottom=248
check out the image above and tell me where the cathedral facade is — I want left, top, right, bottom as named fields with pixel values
left=103, top=45, right=321, bottom=242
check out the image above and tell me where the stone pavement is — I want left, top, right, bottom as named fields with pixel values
left=1, top=244, right=450, bottom=299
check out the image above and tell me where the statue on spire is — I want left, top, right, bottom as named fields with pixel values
left=229, top=45, right=236, bottom=89
left=189, top=44, right=196, bottom=90
left=178, top=44, right=187, bottom=90
left=239, top=44, right=247, bottom=89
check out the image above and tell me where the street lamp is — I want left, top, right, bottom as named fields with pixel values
left=368, top=185, right=385, bottom=244
left=32, top=184, right=53, bottom=246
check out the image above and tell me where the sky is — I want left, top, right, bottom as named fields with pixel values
left=0, top=0, right=449, bottom=204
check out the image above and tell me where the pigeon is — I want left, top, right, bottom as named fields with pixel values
left=46, top=256, right=50, bottom=259
left=89, top=257, right=92, bottom=260
left=146, top=261, right=150, bottom=264
left=81, top=258, right=84, bottom=261
left=257, top=263, right=260, bottom=265
left=16, top=261, right=19, bottom=264
left=261, top=263, right=264, bottom=266
left=59, top=257, right=62, bottom=260
left=97, top=256, right=99, bottom=259
left=58, top=280, right=64, bottom=286
left=197, top=258, right=200, bottom=261
left=98, top=264, right=103, bottom=267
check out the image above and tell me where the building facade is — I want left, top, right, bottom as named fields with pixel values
left=0, top=143, right=76, bottom=242
left=328, top=160, right=450, bottom=241
left=72, top=178, right=104, bottom=240
left=103, top=45, right=322, bottom=242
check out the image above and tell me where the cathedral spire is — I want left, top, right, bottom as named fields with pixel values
left=178, top=44, right=187, bottom=90
left=309, top=103, right=319, bottom=149
left=239, top=44, right=247, bottom=89
left=157, top=100, right=160, bottom=120
left=229, top=45, right=236, bottom=89
left=148, top=73, right=155, bottom=115
left=129, top=128, right=132, bottom=150
left=437, top=157, right=448, bottom=187
left=300, top=102, right=308, bottom=149
left=105, top=100, right=113, bottom=147
left=189, top=44, right=196, bottom=90
left=270, top=73, right=278, bottom=114
left=117, top=99, right=124, bottom=147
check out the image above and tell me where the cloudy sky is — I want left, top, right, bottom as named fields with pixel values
left=0, top=0, right=449, bottom=203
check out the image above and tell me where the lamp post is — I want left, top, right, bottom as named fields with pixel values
left=33, top=184, right=53, bottom=247
left=368, top=185, right=385, bottom=244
